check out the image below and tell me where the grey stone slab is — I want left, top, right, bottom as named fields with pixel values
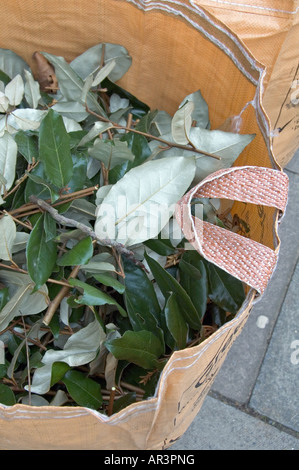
left=286, top=147, right=299, bottom=174
left=211, top=170, right=299, bottom=404
left=169, top=396, right=299, bottom=450
left=249, top=261, right=299, bottom=432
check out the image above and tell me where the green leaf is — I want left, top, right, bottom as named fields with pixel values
left=120, top=132, right=151, bottom=169
left=24, top=161, right=52, bottom=202
left=8, top=108, right=46, bottom=132
left=203, top=260, right=246, bottom=315
left=7, top=320, right=43, bottom=379
left=171, top=101, right=194, bottom=145
left=43, top=212, right=57, bottom=243
left=0, top=213, right=16, bottom=261
left=105, top=330, right=163, bottom=370
left=206, top=302, right=228, bottom=328
left=0, top=286, right=9, bottom=311
left=52, top=100, right=89, bottom=122
left=89, top=138, right=135, bottom=170
left=179, top=90, right=210, bottom=129
left=25, top=171, right=60, bottom=203
left=62, top=370, right=102, bottom=410
left=30, top=320, right=105, bottom=395
left=77, top=121, right=113, bottom=147
left=92, top=273, right=125, bottom=294
left=0, top=132, right=18, bottom=195
left=102, top=78, right=150, bottom=116
left=0, top=48, right=30, bottom=79
left=5, top=74, right=24, bottom=107
left=189, top=127, right=255, bottom=182
left=70, top=43, right=132, bottom=83
left=0, top=383, right=16, bottom=405
left=39, top=109, right=73, bottom=189
left=95, top=156, right=196, bottom=247
left=66, top=151, right=88, bottom=193
left=69, top=130, right=89, bottom=149
left=135, top=110, right=159, bottom=133
left=41, top=52, right=105, bottom=115
left=144, top=252, right=202, bottom=331
left=112, top=392, right=136, bottom=414
left=179, top=251, right=208, bottom=321
left=50, top=361, right=71, bottom=386
left=123, top=257, right=161, bottom=321
left=92, top=59, right=116, bottom=86
left=151, top=110, right=172, bottom=136
left=48, top=312, right=60, bottom=339
left=125, top=292, right=163, bottom=336
left=164, top=293, right=188, bottom=350
left=26, top=214, right=57, bottom=290
left=57, top=236, right=93, bottom=266
left=0, top=92, right=10, bottom=113
left=144, top=238, right=175, bottom=256
left=0, top=271, right=48, bottom=332
left=14, top=131, right=39, bottom=164
left=0, top=69, right=12, bottom=85
left=83, top=254, right=116, bottom=275
left=44, top=320, right=104, bottom=368
left=24, top=69, right=41, bottom=109
left=69, top=278, right=127, bottom=317
left=0, top=364, right=7, bottom=379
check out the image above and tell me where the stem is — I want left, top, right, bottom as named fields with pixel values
left=42, top=265, right=81, bottom=326
left=10, top=326, right=47, bottom=351
left=86, top=106, right=221, bottom=160
left=0, top=262, right=71, bottom=288
left=3, top=161, right=39, bottom=200
left=2, top=211, right=33, bottom=230
left=29, top=195, right=147, bottom=272
left=5, top=185, right=98, bottom=219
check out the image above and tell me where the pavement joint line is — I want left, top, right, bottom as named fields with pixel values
left=208, top=390, right=299, bottom=440
left=285, top=167, right=299, bottom=176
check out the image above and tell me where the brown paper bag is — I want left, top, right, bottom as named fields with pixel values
left=0, top=0, right=289, bottom=450
left=194, top=0, right=299, bottom=167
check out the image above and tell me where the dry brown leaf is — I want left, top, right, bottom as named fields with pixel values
left=32, top=51, right=58, bottom=93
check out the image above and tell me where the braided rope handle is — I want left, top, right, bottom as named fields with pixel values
left=175, top=166, right=289, bottom=295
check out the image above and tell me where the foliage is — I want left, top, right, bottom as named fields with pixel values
left=0, top=43, right=250, bottom=413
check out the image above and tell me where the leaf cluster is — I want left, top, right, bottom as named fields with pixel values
left=0, top=44, right=250, bottom=413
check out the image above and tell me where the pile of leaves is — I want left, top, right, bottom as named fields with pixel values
left=0, top=43, right=254, bottom=414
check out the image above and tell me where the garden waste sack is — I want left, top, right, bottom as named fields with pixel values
left=0, top=0, right=290, bottom=450
left=194, top=0, right=299, bottom=168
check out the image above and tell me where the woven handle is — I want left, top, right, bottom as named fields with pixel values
left=175, top=166, right=289, bottom=294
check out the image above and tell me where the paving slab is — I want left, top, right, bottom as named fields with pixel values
left=249, top=260, right=299, bottom=433
left=170, top=396, right=299, bottom=450
left=286, top=147, right=299, bottom=174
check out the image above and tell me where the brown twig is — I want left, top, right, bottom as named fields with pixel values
left=3, top=161, right=39, bottom=200
left=29, top=195, right=147, bottom=272
left=0, top=262, right=71, bottom=288
left=86, top=106, right=221, bottom=160
left=9, top=325, right=47, bottom=351
left=4, top=185, right=98, bottom=219
left=42, top=265, right=81, bottom=326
